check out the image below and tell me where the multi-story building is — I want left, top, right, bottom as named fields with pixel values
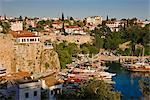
left=65, top=26, right=86, bottom=35
left=52, top=22, right=62, bottom=29
left=10, top=21, right=23, bottom=31
left=106, top=21, right=124, bottom=32
left=41, top=76, right=63, bottom=100
left=11, top=31, right=40, bottom=44
left=25, top=19, right=36, bottom=28
left=17, top=79, right=41, bottom=100
left=85, top=16, right=103, bottom=26
left=0, top=72, right=41, bottom=100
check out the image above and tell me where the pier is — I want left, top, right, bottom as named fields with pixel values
left=94, top=53, right=150, bottom=62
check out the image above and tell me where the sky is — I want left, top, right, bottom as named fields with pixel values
left=0, top=0, right=149, bottom=19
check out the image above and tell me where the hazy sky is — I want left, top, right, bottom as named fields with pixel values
left=0, top=0, right=149, bottom=19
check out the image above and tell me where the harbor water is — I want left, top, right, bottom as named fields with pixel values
left=107, top=62, right=149, bottom=100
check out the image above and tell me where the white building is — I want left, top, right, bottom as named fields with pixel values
left=52, top=22, right=62, bottom=29
left=106, top=21, right=124, bottom=32
left=65, top=26, right=86, bottom=35
left=86, top=16, right=103, bottom=26
left=42, top=77, right=63, bottom=100
left=0, top=72, right=41, bottom=100
left=17, top=79, right=41, bottom=100
left=11, top=31, right=40, bottom=44
left=10, top=21, right=23, bottom=31
left=26, top=19, right=36, bottom=28
left=0, top=25, right=3, bottom=32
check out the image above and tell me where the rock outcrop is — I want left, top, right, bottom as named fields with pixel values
left=0, top=33, right=60, bottom=73
left=40, top=49, right=60, bottom=72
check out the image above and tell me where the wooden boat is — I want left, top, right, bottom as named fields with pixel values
left=127, top=62, right=150, bottom=72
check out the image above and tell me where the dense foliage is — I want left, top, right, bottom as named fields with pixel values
left=58, top=79, right=121, bottom=100
left=55, top=42, right=99, bottom=69
left=0, top=21, right=10, bottom=34
left=93, top=23, right=150, bottom=56
left=139, top=79, right=150, bottom=99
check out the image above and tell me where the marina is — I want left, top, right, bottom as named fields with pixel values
left=107, top=62, right=150, bottom=100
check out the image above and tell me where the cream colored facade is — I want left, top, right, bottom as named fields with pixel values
left=11, top=21, right=23, bottom=31
left=86, top=16, right=103, bottom=25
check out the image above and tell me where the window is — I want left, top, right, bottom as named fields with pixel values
left=25, top=93, right=29, bottom=98
left=51, top=90, right=53, bottom=95
left=34, top=91, right=37, bottom=96
left=30, top=39, right=34, bottom=41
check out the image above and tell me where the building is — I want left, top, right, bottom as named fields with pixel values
left=41, top=76, right=63, bottom=100
left=0, top=65, right=6, bottom=77
left=52, top=22, right=62, bottom=29
left=65, top=26, right=86, bottom=35
left=11, top=31, right=40, bottom=44
left=0, top=25, right=3, bottom=32
left=65, top=26, right=80, bottom=34
left=17, top=79, right=41, bottom=100
left=85, top=16, right=103, bottom=26
left=106, top=21, right=124, bottom=32
left=25, top=19, right=36, bottom=28
left=10, top=21, right=23, bottom=31
left=0, top=71, right=41, bottom=100
left=44, top=40, right=54, bottom=49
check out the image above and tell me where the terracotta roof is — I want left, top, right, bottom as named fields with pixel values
left=0, top=71, right=31, bottom=81
left=66, top=26, right=79, bottom=28
left=11, top=30, right=39, bottom=38
left=42, top=76, right=63, bottom=87
left=52, top=22, right=62, bottom=25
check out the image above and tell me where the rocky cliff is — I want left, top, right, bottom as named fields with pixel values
left=0, top=34, right=60, bottom=73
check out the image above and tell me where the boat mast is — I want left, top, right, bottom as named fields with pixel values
left=142, top=46, right=145, bottom=65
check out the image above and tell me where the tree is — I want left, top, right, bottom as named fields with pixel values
left=58, top=79, right=121, bottom=100
left=62, top=13, right=64, bottom=21
left=79, top=79, right=121, bottom=100
left=111, top=18, right=117, bottom=21
left=19, top=16, right=23, bottom=21
left=106, top=15, right=109, bottom=21
left=55, top=42, right=79, bottom=69
left=1, top=21, right=10, bottom=34
left=139, top=79, right=150, bottom=99
left=80, top=43, right=99, bottom=55
left=36, top=20, right=46, bottom=31
left=104, top=32, right=124, bottom=50
left=70, top=16, right=74, bottom=20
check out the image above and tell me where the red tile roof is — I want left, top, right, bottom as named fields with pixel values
left=0, top=71, right=31, bottom=81
left=11, top=30, right=38, bottom=38
left=66, top=26, right=79, bottom=28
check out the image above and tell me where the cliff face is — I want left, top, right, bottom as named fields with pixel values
left=40, top=49, right=60, bottom=72
left=0, top=34, right=60, bottom=73
left=0, top=34, right=15, bottom=73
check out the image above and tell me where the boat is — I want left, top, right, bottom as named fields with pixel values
left=97, top=72, right=116, bottom=79
left=126, top=47, right=150, bottom=72
left=127, top=62, right=150, bottom=72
